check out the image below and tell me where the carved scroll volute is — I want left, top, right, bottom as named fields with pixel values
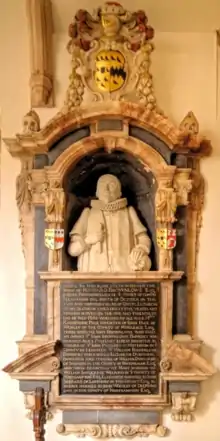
left=42, top=175, right=66, bottom=268
left=155, top=167, right=177, bottom=270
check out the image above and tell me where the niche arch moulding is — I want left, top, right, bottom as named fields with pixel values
left=3, top=2, right=216, bottom=438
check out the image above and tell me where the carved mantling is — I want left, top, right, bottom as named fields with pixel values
left=65, top=3, right=156, bottom=110
left=3, top=341, right=60, bottom=380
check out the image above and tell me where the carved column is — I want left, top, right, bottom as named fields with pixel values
left=26, top=0, right=54, bottom=107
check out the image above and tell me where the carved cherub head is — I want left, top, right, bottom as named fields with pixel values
left=23, top=110, right=40, bottom=134
left=96, top=174, right=122, bottom=203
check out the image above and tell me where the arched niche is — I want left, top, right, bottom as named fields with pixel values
left=62, top=148, right=158, bottom=271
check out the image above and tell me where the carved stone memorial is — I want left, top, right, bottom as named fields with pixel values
left=3, top=2, right=216, bottom=439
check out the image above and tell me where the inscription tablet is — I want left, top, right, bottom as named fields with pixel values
left=60, top=282, right=160, bottom=395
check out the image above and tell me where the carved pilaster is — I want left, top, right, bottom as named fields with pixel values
left=56, top=424, right=167, bottom=438
left=187, top=160, right=205, bottom=332
left=171, top=392, right=198, bottom=422
left=41, top=177, right=65, bottom=268
left=155, top=167, right=177, bottom=271
left=155, top=168, right=177, bottom=224
left=26, top=0, right=54, bottom=107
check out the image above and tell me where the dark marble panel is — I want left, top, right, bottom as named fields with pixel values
left=97, top=119, right=123, bottom=131
left=60, top=282, right=160, bottom=395
left=171, top=153, right=188, bottom=168
left=129, top=125, right=171, bottom=164
left=173, top=278, right=188, bottom=334
left=48, top=127, right=90, bottom=165
left=19, top=380, right=50, bottom=392
left=33, top=154, right=49, bottom=169
left=63, top=410, right=160, bottom=425
left=169, top=382, right=200, bottom=393
left=173, top=206, right=188, bottom=334
left=34, top=206, right=48, bottom=334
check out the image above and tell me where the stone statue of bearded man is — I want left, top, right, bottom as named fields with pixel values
left=68, top=174, right=151, bottom=272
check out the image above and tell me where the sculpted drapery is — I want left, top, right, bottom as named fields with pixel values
left=68, top=174, right=151, bottom=272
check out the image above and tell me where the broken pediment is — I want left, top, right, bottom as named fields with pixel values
left=3, top=341, right=60, bottom=380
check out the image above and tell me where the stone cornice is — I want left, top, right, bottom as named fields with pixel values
left=3, top=102, right=212, bottom=159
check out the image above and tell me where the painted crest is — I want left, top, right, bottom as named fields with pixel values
left=95, top=50, right=126, bottom=92
left=44, top=229, right=64, bottom=250
left=156, top=228, right=176, bottom=250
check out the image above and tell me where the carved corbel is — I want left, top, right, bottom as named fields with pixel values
left=26, top=0, right=54, bottom=107
left=171, top=392, right=198, bottom=422
left=173, top=169, right=192, bottom=206
left=56, top=424, right=167, bottom=438
left=25, top=391, right=53, bottom=421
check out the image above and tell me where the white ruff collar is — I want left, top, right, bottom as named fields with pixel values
left=91, top=198, right=127, bottom=212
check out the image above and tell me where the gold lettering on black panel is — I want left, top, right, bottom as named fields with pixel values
left=60, top=282, right=160, bottom=395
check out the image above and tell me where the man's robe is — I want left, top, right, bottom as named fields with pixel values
left=69, top=198, right=151, bottom=272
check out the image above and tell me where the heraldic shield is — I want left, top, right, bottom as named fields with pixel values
left=156, top=228, right=176, bottom=250
left=44, top=229, right=64, bottom=250
left=95, top=50, right=126, bottom=92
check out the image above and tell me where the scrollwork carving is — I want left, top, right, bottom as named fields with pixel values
left=56, top=424, right=167, bottom=438
left=161, top=340, right=216, bottom=377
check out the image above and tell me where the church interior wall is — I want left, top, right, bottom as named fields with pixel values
left=0, top=1, right=220, bottom=440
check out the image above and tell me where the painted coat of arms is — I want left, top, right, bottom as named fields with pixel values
left=156, top=228, right=176, bottom=250
left=95, top=50, right=126, bottom=92
left=44, top=229, right=64, bottom=250
left=66, top=2, right=156, bottom=109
